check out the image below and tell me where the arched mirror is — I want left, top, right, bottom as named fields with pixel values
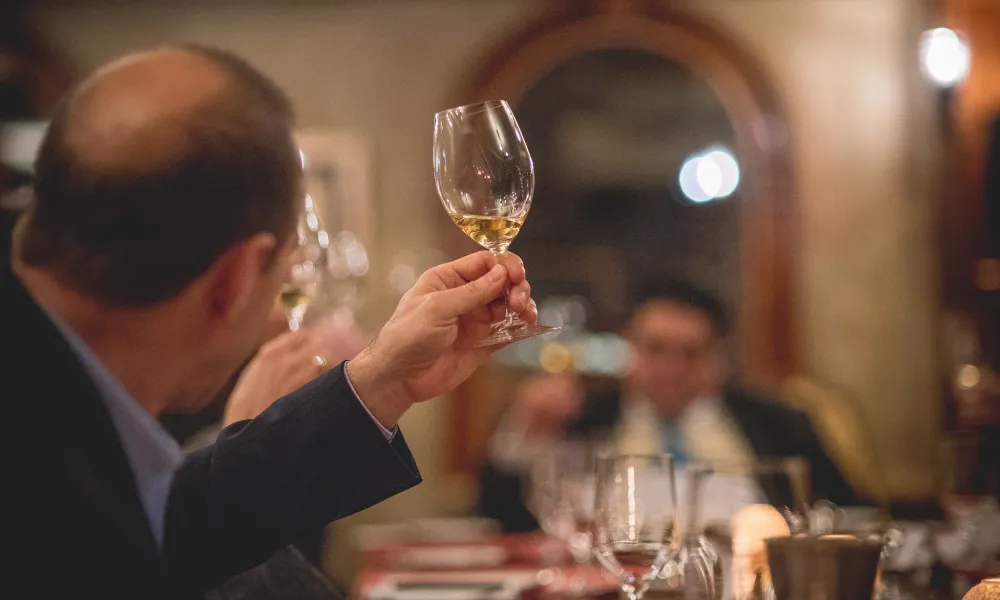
left=514, top=48, right=741, bottom=341
left=443, top=6, right=795, bottom=472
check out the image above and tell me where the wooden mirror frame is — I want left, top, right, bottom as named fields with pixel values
left=442, top=1, right=798, bottom=473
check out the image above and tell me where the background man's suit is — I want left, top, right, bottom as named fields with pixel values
left=478, top=387, right=861, bottom=533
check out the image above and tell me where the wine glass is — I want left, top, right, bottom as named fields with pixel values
left=321, top=229, right=370, bottom=327
left=527, top=440, right=603, bottom=563
left=525, top=449, right=561, bottom=537
left=660, top=462, right=723, bottom=600
left=433, top=100, right=558, bottom=346
left=553, top=440, right=603, bottom=564
left=593, top=453, right=677, bottom=600
left=702, top=457, right=811, bottom=600
left=280, top=194, right=328, bottom=331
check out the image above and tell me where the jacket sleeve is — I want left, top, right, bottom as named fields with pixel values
left=476, top=458, right=539, bottom=533
left=163, top=362, right=421, bottom=596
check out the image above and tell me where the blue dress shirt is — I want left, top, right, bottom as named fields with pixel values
left=44, top=309, right=182, bottom=547
left=41, top=305, right=395, bottom=548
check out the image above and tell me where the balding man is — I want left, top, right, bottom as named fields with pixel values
left=4, top=46, right=537, bottom=599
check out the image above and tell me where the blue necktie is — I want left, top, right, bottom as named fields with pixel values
left=659, top=420, right=689, bottom=466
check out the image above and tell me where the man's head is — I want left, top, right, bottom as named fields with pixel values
left=624, top=279, right=729, bottom=418
left=13, top=47, right=301, bottom=412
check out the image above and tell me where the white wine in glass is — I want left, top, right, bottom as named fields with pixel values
left=433, top=100, right=558, bottom=347
left=279, top=285, right=314, bottom=315
left=279, top=277, right=317, bottom=331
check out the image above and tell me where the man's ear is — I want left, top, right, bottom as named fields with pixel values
left=205, top=233, right=279, bottom=321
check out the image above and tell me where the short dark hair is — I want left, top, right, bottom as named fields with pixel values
left=636, top=278, right=730, bottom=337
left=15, top=45, right=300, bottom=306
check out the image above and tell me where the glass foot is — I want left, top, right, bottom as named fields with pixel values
left=473, top=316, right=559, bottom=348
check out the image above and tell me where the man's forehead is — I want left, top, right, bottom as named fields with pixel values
left=629, top=301, right=714, bottom=337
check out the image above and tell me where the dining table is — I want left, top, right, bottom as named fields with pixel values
left=352, top=533, right=621, bottom=600
left=351, top=530, right=991, bottom=600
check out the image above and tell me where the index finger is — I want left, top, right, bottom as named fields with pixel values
left=257, top=329, right=312, bottom=358
left=502, top=252, right=526, bottom=286
left=418, top=250, right=499, bottom=291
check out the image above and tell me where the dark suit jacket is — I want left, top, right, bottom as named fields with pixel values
left=4, top=267, right=422, bottom=599
left=477, top=387, right=861, bottom=533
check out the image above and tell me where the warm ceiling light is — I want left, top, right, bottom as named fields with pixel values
left=920, top=28, right=970, bottom=87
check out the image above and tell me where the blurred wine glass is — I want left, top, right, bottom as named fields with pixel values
left=322, top=229, right=369, bottom=327
left=536, top=440, right=603, bottom=563
left=593, top=453, right=677, bottom=600
left=525, top=450, right=560, bottom=538
left=280, top=195, right=368, bottom=331
left=280, top=195, right=327, bottom=331
left=701, top=457, right=810, bottom=600
left=662, top=463, right=723, bottom=600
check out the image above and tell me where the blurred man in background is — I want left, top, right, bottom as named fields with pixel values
left=478, top=279, right=860, bottom=532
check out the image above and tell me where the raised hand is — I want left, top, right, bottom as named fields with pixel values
left=347, top=251, right=536, bottom=428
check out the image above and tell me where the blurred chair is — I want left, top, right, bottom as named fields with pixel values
left=778, top=375, right=889, bottom=504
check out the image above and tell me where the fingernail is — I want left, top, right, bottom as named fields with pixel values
left=519, top=290, right=529, bottom=306
left=490, top=264, right=505, bottom=282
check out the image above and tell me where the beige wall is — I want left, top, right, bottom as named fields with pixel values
left=685, top=0, right=942, bottom=494
left=32, top=0, right=943, bottom=578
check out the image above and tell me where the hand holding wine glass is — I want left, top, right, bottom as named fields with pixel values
left=433, top=100, right=558, bottom=346
left=346, top=250, right=536, bottom=428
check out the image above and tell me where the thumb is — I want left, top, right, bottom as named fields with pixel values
left=432, top=263, right=506, bottom=319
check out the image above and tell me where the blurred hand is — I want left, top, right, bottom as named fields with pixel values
left=511, top=373, right=584, bottom=438
left=261, top=300, right=292, bottom=346
left=347, top=251, right=536, bottom=428
left=223, top=320, right=369, bottom=425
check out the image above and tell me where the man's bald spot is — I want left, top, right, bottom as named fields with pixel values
left=20, top=46, right=298, bottom=306
left=62, top=48, right=233, bottom=171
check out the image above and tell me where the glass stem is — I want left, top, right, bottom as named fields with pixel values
left=286, top=308, right=302, bottom=332
left=684, top=467, right=707, bottom=545
left=494, top=249, right=515, bottom=327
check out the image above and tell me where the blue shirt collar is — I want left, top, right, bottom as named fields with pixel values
left=41, top=303, right=181, bottom=547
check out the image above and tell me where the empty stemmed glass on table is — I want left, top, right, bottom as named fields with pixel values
left=661, top=463, right=724, bottom=600
left=520, top=441, right=603, bottom=597
left=554, top=441, right=602, bottom=564
left=593, top=453, right=677, bottom=600
left=433, top=100, right=558, bottom=346
left=698, top=458, right=811, bottom=600
left=524, top=448, right=561, bottom=541
left=526, top=440, right=602, bottom=564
